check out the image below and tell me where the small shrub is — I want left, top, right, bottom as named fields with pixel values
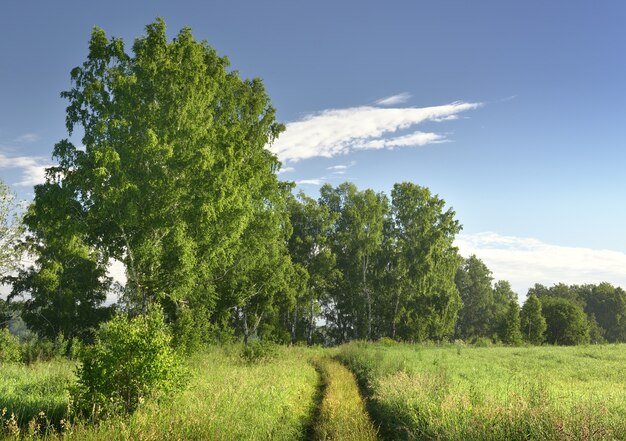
left=73, top=305, right=185, bottom=417
left=18, top=333, right=70, bottom=364
left=171, top=305, right=208, bottom=355
left=0, top=328, right=20, bottom=362
left=240, top=340, right=279, bottom=364
left=378, top=336, right=398, bottom=346
left=471, top=336, right=493, bottom=347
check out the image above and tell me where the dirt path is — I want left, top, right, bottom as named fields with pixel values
left=309, top=357, right=378, bottom=441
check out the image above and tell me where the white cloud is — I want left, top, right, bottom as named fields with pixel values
left=0, top=153, right=50, bottom=187
left=327, top=161, right=356, bottom=175
left=14, top=133, right=40, bottom=144
left=296, top=178, right=325, bottom=186
left=375, top=92, right=412, bottom=106
left=270, top=101, right=480, bottom=163
left=455, top=232, right=626, bottom=300
left=360, top=131, right=445, bottom=149
left=278, top=166, right=295, bottom=174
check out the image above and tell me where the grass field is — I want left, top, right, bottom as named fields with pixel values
left=336, top=342, right=626, bottom=440
left=1, top=346, right=319, bottom=440
left=3, top=343, right=626, bottom=440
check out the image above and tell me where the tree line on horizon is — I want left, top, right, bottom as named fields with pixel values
left=1, top=19, right=626, bottom=357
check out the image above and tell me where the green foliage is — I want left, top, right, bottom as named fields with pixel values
left=319, top=182, right=388, bottom=342
left=527, top=282, right=626, bottom=343
left=286, top=192, right=338, bottom=344
left=240, top=339, right=279, bottom=364
left=583, top=283, right=626, bottom=342
left=18, top=333, right=75, bottom=364
left=540, top=297, right=590, bottom=345
left=500, top=300, right=522, bottom=345
left=455, top=255, right=494, bottom=339
left=73, top=306, right=184, bottom=416
left=587, top=313, right=607, bottom=344
left=520, top=293, right=547, bottom=344
left=45, top=18, right=285, bottom=317
left=9, top=184, right=113, bottom=345
left=171, top=304, right=210, bottom=355
left=0, top=179, right=24, bottom=279
left=0, top=328, right=20, bottom=362
left=385, top=182, right=462, bottom=342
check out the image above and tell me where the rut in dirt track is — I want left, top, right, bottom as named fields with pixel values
left=307, top=357, right=378, bottom=441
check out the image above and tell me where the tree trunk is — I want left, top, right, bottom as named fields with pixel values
left=363, top=254, right=371, bottom=340
left=392, top=290, right=400, bottom=339
left=242, top=307, right=249, bottom=345
left=291, top=304, right=297, bottom=344
left=308, top=293, right=314, bottom=345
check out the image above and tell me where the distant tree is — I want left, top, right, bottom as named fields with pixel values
left=0, top=179, right=23, bottom=279
left=0, top=299, right=11, bottom=330
left=500, top=300, right=522, bottom=345
left=387, top=182, right=462, bottom=342
left=582, top=283, right=626, bottom=343
left=540, top=297, right=590, bottom=345
left=319, top=183, right=387, bottom=342
left=8, top=183, right=113, bottom=347
left=213, top=182, right=294, bottom=345
left=532, top=283, right=584, bottom=307
left=286, top=192, right=338, bottom=344
left=455, top=255, right=494, bottom=340
left=492, top=280, right=517, bottom=337
left=520, top=293, right=546, bottom=344
left=587, top=313, right=607, bottom=344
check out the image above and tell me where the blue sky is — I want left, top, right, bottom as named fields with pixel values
left=2, top=1, right=626, bottom=296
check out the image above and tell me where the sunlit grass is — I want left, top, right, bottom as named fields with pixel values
left=1, top=346, right=319, bottom=440
left=337, top=342, right=626, bottom=441
left=0, top=359, right=74, bottom=429
left=312, top=357, right=378, bottom=441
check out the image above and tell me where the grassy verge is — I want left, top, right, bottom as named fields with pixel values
left=1, top=345, right=319, bottom=440
left=337, top=342, right=626, bottom=441
left=311, top=357, right=378, bottom=441
left=0, top=359, right=75, bottom=434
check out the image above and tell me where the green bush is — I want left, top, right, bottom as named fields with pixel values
left=73, top=305, right=185, bottom=417
left=240, top=340, right=279, bottom=364
left=19, top=333, right=70, bottom=364
left=0, top=328, right=20, bottom=362
left=171, top=305, right=208, bottom=355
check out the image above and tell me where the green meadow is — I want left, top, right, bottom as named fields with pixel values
left=337, top=342, right=626, bottom=440
left=3, top=343, right=626, bottom=440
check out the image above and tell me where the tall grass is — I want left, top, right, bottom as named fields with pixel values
left=1, top=345, right=319, bottom=440
left=337, top=342, right=626, bottom=441
left=0, top=359, right=74, bottom=431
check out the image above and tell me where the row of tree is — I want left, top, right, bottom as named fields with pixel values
left=2, top=19, right=625, bottom=350
left=453, top=255, right=626, bottom=345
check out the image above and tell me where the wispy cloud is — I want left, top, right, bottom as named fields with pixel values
left=278, top=166, right=295, bottom=174
left=376, top=93, right=412, bottom=106
left=14, top=133, right=40, bottom=144
left=360, top=131, right=445, bottom=149
left=295, top=178, right=325, bottom=186
left=327, top=161, right=356, bottom=175
left=270, top=101, right=480, bottom=163
left=0, top=152, right=50, bottom=187
left=455, top=232, right=626, bottom=299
